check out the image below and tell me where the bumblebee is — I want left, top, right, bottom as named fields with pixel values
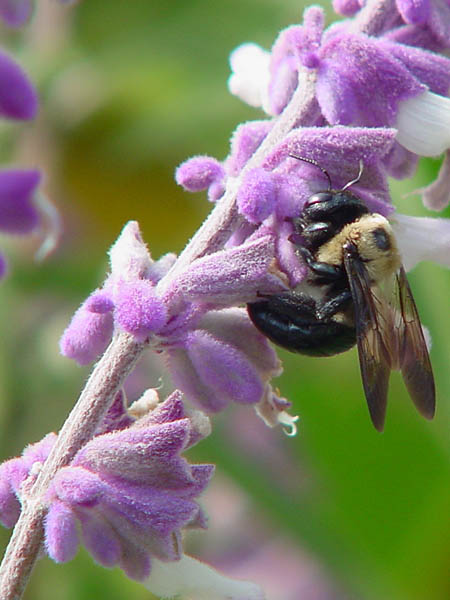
left=247, top=157, right=435, bottom=431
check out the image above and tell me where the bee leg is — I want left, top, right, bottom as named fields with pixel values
left=315, top=290, right=353, bottom=320
left=299, top=247, right=344, bottom=281
left=298, top=221, right=334, bottom=248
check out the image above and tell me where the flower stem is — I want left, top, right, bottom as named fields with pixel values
left=157, top=67, right=318, bottom=295
left=0, top=333, right=145, bottom=600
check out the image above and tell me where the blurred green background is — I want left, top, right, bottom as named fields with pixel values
left=0, top=1, right=449, bottom=599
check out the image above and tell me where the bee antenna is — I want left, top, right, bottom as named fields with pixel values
left=341, top=159, right=364, bottom=191
left=288, top=154, right=332, bottom=191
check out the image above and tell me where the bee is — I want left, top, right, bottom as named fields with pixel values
left=247, top=156, right=435, bottom=431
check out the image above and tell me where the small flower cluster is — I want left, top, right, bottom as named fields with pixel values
left=60, top=221, right=287, bottom=419
left=179, top=2, right=450, bottom=274
left=0, top=390, right=214, bottom=581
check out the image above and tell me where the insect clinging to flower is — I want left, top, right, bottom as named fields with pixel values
left=248, top=156, right=436, bottom=431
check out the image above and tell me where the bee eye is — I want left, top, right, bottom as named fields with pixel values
left=304, top=192, right=334, bottom=208
left=372, top=227, right=391, bottom=251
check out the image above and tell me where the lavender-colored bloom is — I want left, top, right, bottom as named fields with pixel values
left=0, top=169, right=42, bottom=279
left=0, top=50, right=37, bottom=120
left=0, top=169, right=41, bottom=233
left=61, top=221, right=287, bottom=416
left=167, top=308, right=282, bottom=413
left=59, top=295, right=114, bottom=365
left=226, top=5, right=450, bottom=209
left=114, top=279, right=167, bottom=342
left=0, top=0, right=33, bottom=28
left=0, top=391, right=214, bottom=581
left=176, top=156, right=225, bottom=195
left=0, top=433, right=57, bottom=528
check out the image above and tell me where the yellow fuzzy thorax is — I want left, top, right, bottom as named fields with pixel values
left=316, top=214, right=401, bottom=283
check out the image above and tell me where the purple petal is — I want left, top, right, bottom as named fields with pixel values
left=73, top=421, right=193, bottom=481
left=316, top=59, right=359, bottom=124
left=118, top=537, right=151, bottom=580
left=166, top=235, right=285, bottom=308
left=227, top=120, right=272, bottom=175
left=0, top=50, right=37, bottom=120
left=96, top=390, right=134, bottom=435
left=318, top=33, right=425, bottom=126
left=45, top=500, right=80, bottom=563
left=114, top=279, right=167, bottom=341
left=396, top=0, right=430, bottom=24
left=0, top=464, right=21, bottom=527
left=332, top=0, right=361, bottom=16
left=50, top=467, right=105, bottom=506
left=84, top=290, right=114, bottom=314
left=78, top=511, right=121, bottom=567
left=383, top=143, right=419, bottom=179
left=167, top=347, right=230, bottom=412
left=59, top=303, right=114, bottom=365
left=267, top=56, right=298, bottom=115
left=264, top=126, right=397, bottom=176
left=175, top=156, right=224, bottom=192
left=380, top=39, right=450, bottom=96
left=0, top=169, right=41, bottom=234
left=198, top=308, right=282, bottom=379
left=186, top=329, right=264, bottom=407
left=237, top=167, right=277, bottom=223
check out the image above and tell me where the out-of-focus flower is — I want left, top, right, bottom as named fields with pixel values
left=0, top=391, right=214, bottom=581
left=0, top=0, right=33, bottom=28
left=0, top=50, right=37, bottom=120
left=0, top=169, right=43, bottom=279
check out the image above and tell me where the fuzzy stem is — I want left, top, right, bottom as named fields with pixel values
left=157, top=67, right=318, bottom=295
left=0, top=333, right=145, bottom=600
left=0, top=1, right=393, bottom=596
left=0, top=70, right=317, bottom=599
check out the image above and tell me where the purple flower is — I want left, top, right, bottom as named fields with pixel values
left=0, top=169, right=41, bottom=233
left=0, top=169, right=42, bottom=279
left=60, top=221, right=287, bottom=416
left=0, top=391, right=214, bottom=581
left=226, top=5, right=450, bottom=202
left=0, top=50, right=37, bottom=120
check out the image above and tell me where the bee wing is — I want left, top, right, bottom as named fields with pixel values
left=392, top=266, right=435, bottom=419
left=343, top=249, right=391, bottom=432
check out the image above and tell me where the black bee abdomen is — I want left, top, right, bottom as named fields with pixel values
left=247, top=294, right=356, bottom=357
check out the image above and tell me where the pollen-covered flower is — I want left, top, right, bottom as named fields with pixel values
left=0, top=390, right=214, bottom=581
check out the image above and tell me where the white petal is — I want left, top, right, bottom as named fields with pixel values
left=391, top=213, right=450, bottom=271
left=228, top=43, right=270, bottom=109
left=144, top=554, right=266, bottom=600
left=396, top=91, right=450, bottom=156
